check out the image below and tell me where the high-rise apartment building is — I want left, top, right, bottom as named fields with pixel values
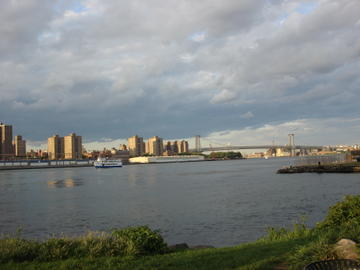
left=147, top=136, right=163, bottom=156
left=48, top=133, right=82, bottom=160
left=64, top=133, right=82, bottom=159
left=48, top=135, right=64, bottom=160
left=13, top=135, right=26, bottom=157
left=178, top=140, right=189, bottom=153
left=128, top=135, right=145, bottom=157
left=0, top=123, right=14, bottom=160
left=171, top=141, right=179, bottom=154
left=165, top=141, right=172, bottom=152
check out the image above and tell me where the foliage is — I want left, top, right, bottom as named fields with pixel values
left=263, top=221, right=312, bottom=242
left=316, top=195, right=360, bottom=229
left=288, top=238, right=336, bottom=270
left=287, top=195, right=360, bottom=269
left=209, top=151, right=243, bottom=159
left=111, top=226, right=167, bottom=255
left=142, top=153, right=155, bottom=157
left=0, top=238, right=40, bottom=263
left=0, top=226, right=166, bottom=263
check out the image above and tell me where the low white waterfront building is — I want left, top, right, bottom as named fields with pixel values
left=129, top=155, right=204, bottom=164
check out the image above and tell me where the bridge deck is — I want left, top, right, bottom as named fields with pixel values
left=191, top=145, right=324, bottom=152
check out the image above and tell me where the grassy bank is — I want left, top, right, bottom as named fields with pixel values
left=1, top=196, right=360, bottom=270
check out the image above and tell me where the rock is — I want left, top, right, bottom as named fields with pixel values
left=168, top=243, right=189, bottom=251
left=334, top=239, right=359, bottom=260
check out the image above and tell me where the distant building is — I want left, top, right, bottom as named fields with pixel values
left=119, top=144, right=127, bottom=151
left=147, top=136, right=163, bottom=156
left=27, top=149, right=46, bottom=159
left=164, top=141, right=172, bottom=152
left=171, top=141, right=179, bottom=154
left=128, top=135, right=145, bottom=157
left=13, top=135, right=26, bottom=157
left=178, top=140, right=189, bottom=153
left=48, top=135, right=64, bottom=160
left=0, top=122, right=14, bottom=160
left=64, top=133, right=82, bottom=159
left=164, top=140, right=189, bottom=155
left=48, top=133, right=82, bottom=160
left=275, top=148, right=291, bottom=157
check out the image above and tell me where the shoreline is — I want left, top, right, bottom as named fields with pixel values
left=0, top=158, right=247, bottom=171
left=277, top=162, right=360, bottom=174
left=0, top=163, right=93, bottom=171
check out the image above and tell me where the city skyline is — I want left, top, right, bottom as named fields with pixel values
left=2, top=119, right=360, bottom=152
left=1, top=1, right=360, bottom=149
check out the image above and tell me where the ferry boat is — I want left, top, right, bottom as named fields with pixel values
left=94, top=157, right=123, bottom=168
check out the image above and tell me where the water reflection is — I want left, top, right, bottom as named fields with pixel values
left=127, top=166, right=139, bottom=186
left=127, top=165, right=159, bottom=186
left=47, top=178, right=83, bottom=188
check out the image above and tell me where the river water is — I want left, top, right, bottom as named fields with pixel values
left=0, top=158, right=359, bottom=247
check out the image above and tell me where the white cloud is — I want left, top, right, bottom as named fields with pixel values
left=204, top=117, right=360, bottom=146
left=211, top=89, right=237, bottom=104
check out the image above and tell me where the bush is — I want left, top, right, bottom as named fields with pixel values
left=0, top=226, right=167, bottom=263
left=112, top=226, right=167, bottom=255
left=317, top=195, right=360, bottom=229
left=288, top=195, right=360, bottom=269
left=264, top=218, right=312, bottom=242
left=0, top=238, right=40, bottom=263
left=37, top=238, right=83, bottom=261
left=288, top=237, right=336, bottom=270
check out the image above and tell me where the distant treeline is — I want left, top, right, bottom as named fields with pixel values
left=208, top=151, right=243, bottom=159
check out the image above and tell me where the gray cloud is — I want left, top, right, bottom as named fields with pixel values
left=1, top=0, right=360, bottom=147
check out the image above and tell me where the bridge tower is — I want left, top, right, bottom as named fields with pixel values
left=195, top=135, right=201, bottom=152
left=288, top=134, right=295, bottom=157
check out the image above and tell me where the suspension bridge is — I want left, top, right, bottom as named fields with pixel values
left=189, top=135, right=324, bottom=153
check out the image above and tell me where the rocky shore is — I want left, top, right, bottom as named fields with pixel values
left=277, top=163, right=360, bottom=174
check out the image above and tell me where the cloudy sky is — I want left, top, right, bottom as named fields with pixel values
left=1, top=0, right=359, bottom=150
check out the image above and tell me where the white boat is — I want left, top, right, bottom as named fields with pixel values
left=94, top=157, right=122, bottom=168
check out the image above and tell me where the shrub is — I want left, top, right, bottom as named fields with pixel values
left=0, top=238, right=40, bottom=263
left=78, top=232, right=123, bottom=258
left=0, top=226, right=167, bottom=263
left=317, top=195, right=360, bottom=229
left=288, top=237, right=336, bottom=270
left=37, top=237, right=83, bottom=261
left=112, top=226, right=167, bottom=255
left=264, top=218, right=312, bottom=242
left=288, top=195, right=360, bottom=269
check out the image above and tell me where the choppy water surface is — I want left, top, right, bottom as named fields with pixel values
left=0, top=158, right=359, bottom=247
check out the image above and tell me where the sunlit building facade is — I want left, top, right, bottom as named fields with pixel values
left=147, top=136, right=163, bottom=156
left=13, top=135, right=26, bottom=157
left=64, top=133, right=83, bottom=159
left=47, top=135, right=64, bottom=160
left=128, top=135, right=145, bottom=157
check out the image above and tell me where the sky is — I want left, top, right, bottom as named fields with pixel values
left=0, top=0, right=359, bottom=150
